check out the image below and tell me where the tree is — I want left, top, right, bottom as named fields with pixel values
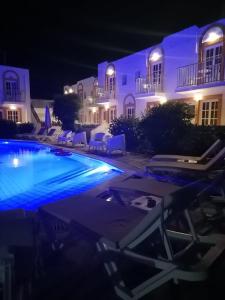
left=140, top=102, right=194, bottom=154
left=53, top=94, right=81, bottom=130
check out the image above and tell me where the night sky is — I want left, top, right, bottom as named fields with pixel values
left=0, top=0, right=225, bottom=99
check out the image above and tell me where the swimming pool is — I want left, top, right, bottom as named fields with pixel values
left=0, top=140, right=122, bottom=210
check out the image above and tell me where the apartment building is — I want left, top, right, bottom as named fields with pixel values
left=65, top=18, right=225, bottom=126
left=0, top=65, right=31, bottom=123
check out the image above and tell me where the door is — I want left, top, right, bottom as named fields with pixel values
left=204, top=45, right=222, bottom=82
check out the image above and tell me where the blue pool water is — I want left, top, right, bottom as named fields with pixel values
left=0, top=140, right=122, bottom=210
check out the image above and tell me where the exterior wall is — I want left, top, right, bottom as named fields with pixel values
left=64, top=76, right=98, bottom=124
left=31, top=99, right=56, bottom=125
left=0, top=65, right=31, bottom=123
left=95, top=18, right=225, bottom=126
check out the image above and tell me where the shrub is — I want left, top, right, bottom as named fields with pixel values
left=17, top=122, right=35, bottom=134
left=140, top=102, right=194, bottom=154
left=53, top=94, right=81, bottom=131
left=109, top=116, right=140, bottom=151
left=0, top=120, right=17, bottom=138
left=177, top=125, right=225, bottom=156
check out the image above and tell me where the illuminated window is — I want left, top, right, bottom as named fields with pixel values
left=106, top=65, right=115, bottom=93
left=124, top=95, right=135, bottom=118
left=201, top=100, right=219, bottom=125
left=148, top=48, right=163, bottom=90
left=152, top=63, right=162, bottom=85
left=7, top=110, right=19, bottom=122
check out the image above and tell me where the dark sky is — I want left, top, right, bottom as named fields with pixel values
left=0, top=0, right=225, bottom=99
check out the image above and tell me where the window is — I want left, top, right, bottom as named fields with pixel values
left=7, top=110, right=19, bottom=122
left=106, top=64, right=115, bottom=93
left=201, top=100, right=219, bottom=125
left=110, top=107, right=117, bottom=122
left=4, top=71, right=20, bottom=100
left=152, top=63, right=162, bottom=85
left=204, top=45, right=222, bottom=82
left=5, top=80, right=18, bottom=99
left=126, top=107, right=135, bottom=118
left=122, top=75, right=127, bottom=86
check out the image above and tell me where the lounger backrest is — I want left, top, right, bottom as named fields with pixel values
left=73, top=131, right=87, bottom=145
left=47, top=128, right=56, bottom=136
left=94, top=132, right=105, bottom=141
left=201, top=139, right=221, bottom=160
left=205, top=146, right=225, bottom=170
left=37, top=127, right=45, bottom=135
left=119, top=178, right=205, bottom=249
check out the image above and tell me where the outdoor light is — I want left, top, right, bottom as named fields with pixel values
left=194, top=94, right=203, bottom=102
left=106, top=67, right=114, bottom=76
left=202, top=27, right=223, bottom=43
left=69, top=88, right=73, bottom=93
left=104, top=103, right=110, bottom=110
left=159, top=97, right=167, bottom=105
left=64, top=90, right=68, bottom=95
left=92, top=107, right=97, bottom=113
left=204, top=32, right=220, bottom=43
left=9, top=105, right=16, bottom=110
left=150, top=52, right=161, bottom=62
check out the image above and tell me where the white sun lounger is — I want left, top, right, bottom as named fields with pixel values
left=96, top=179, right=225, bottom=300
left=151, top=139, right=222, bottom=163
left=72, top=131, right=87, bottom=147
left=106, top=134, right=126, bottom=155
left=146, top=146, right=225, bottom=174
left=57, top=130, right=72, bottom=144
left=40, top=177, right=225, bottom=300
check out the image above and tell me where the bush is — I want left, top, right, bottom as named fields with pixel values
left=0, top=120, right=17, bottom=138
left=177, top=125, right=225, bottom=156
left=17, top=122, right=35, bottom=134
left=140, top=102, right=194, bottom=154
left=109, top=116, right=140, bottom=151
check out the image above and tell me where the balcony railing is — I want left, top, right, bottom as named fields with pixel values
left=135, top=77, right=162, bottom=94
left=95, top=87, right=115, bottom=103
left=177, top=58, right=224, bottom=88
left=4, top=90, right=23, bottom=102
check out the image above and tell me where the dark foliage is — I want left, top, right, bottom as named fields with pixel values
left=140, top=102, right=194, bottom=154
left=109, top=116, right=141, bottom=151
left=53, top=94, right=81, bottom=131
left=17, top=122, right=35, bottom=134
left=0, top=119, right=17, bottom=138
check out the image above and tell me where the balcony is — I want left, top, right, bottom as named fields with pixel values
left=177, top=57, right=225, bottom=90
left=4, top=90, right=24, bottom=102
left=135, top=77, right=162, bottom=97
left=95, top=87, right=115, bottom=104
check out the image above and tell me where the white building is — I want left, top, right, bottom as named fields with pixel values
left=66, top=18, right=225, bottom=127
left=64, top=76, right=99, bottom=124
left=0, top=65, right=31, bottom=123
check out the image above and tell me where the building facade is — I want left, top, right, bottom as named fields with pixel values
left=65, top=18, right=225, bottom=127
left=0, top=65, right=31, bottom=123
left=64, top=76, right=99, bottom=124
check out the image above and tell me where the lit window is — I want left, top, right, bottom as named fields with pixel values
left=7, top=110, right=19, bottom=122
left=201, top=100, right=219, bottom=125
